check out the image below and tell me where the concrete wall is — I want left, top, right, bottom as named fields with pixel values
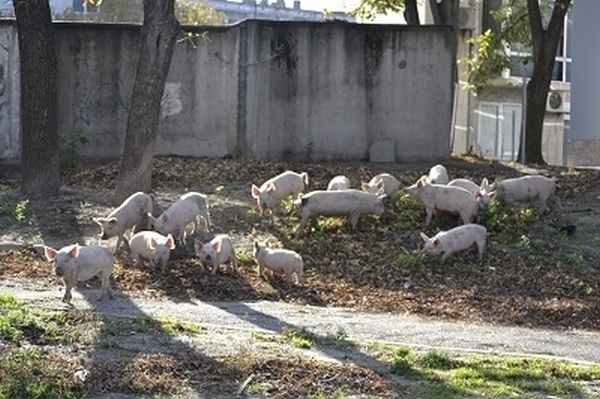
left=0, top=20, right=454, bottom=164
left=568, top=0, right=600, bottom=166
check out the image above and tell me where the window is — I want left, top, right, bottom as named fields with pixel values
left=509, top=11, right=572, bottom=83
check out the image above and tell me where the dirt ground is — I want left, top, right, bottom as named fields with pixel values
left=2, top=156, right=600, bottom=329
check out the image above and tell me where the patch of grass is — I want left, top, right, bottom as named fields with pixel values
left=0, top=347, right=83, bottom=399
left=394, top=251, right=429, bottom=270
left=0, top=294, right=96, bottom=345
left=156, top=316, right=205, bottom=335
left=480, top=200, right=539, bottom=243
left=382, top=345, right=600, bottom=398
left=281, top=327, right=314, bottom=349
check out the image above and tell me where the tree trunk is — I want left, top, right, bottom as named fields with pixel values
left=13, top=0, right=60, bottom=196
left=114, top=0, right=179, bottom=204
left=519, top=0, right=571, bottom=165
left=523, top=65, right=552, bottom=165
left=403, top=0, right=420, bottom=25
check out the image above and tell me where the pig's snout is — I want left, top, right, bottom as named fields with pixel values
left=54, top=267, right=64, bottom=277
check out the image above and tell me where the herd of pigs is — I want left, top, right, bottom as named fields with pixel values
left=42, top=164, right=560, bottom=304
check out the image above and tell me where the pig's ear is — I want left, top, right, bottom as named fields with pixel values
left=93, top=217, right=105, bottom=225
left=475, top=190, right=482, bottom=198
left=417, top=179, right=425, bottom=188
left=266, top=183, right=276, bottom=193
left=149, top=238, right=157, bottom=250
left=107, top=217, right=118, bottom=226
left=44, top=246, right=57, bottom=262
left=376, top=179, right=385, bottom=189
left=68, top=244, right=80, bottom=258
left=165, top=235, right=176, bottom=250
left=433, top=238, right=441, bottom=247
left=419, top=232, right=430, bottom=242
left=212, top=241, right=221, bottom=252
left=253, top=240, right=260, bottom=251
left=194, top=239, right=202, bottom=252
left=480, top=178, right=489, bottom=189
left=361, top=182, right=369, bottom=191
left=251, top=185, right=261, bottom=198
left=488, top=191, right=497, bottom=200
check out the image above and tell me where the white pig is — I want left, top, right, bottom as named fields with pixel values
left=427, top=164, right=450, bottom=185
left=128, top=231, right=176, bottom=271
left=447, top=178, right=497, bottom=212
left=294, top=190, right=385, bottom=238
left=194, top=234, right=238, bottom=275
left=361, top=173, right=401, bottom=198
left=43, top=244, right=114, bottom=303
left=327, top=175, right=351, bottom=191
left=482, top=176, right=560, bottom=212
left=253, top=241, right=303, bottom=283
left=420, top=224, right=487, bottom=264
left=93, top=191, right=154, bottom=252
left=405, top=177, right=479, bottom=225
left=251, top=170, right=309, bottom=225
left=149, top=192, right=211, bottom=245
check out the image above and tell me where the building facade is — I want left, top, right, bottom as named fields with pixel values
left=452, top=0, right=574, bottom=166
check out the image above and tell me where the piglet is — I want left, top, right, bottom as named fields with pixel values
left=420, top=224, right=487, bottom=264
left=149, top=192, right=211, bottom=245
left=93, top=191, right=154, bottom=252
left=194, top=234, right=238, bottom=275
left=327, top=175, right=351, bottom=191
left=294, top=190, right=385, bottom=238
left=44, top=244, right=114, bottom=303
left=128, top=231, right=176, bottom=271
left=253, top=241, right=303, bottom=283
left=251, top=170, right=309, bottom=225
left=405, top=176, right=479, bottom=225
left=427, top=164, right=450, bottom=185
left=361, top=173, right=401, bottom=198
left=482, top=176, right=560, bottom=212
left=447, top=178, right=496, bottom=212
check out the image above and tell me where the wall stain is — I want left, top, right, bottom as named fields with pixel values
left=364, top=32, right=384, bottom=88
left=270, top=27, right=297, bottom=78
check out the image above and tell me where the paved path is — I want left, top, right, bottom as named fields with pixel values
left=2, top=280, right=599, bottom=365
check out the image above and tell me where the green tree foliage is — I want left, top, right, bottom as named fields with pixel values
left=463, top=0, right=555, bottom=90
left=56, top=0, right=225, bottom=25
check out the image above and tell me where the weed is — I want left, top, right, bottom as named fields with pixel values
left=214, top=185, right=225, bottom=195
left=304, top=141, right=314, bottom=162
left=232, top=144, right=243, bottom=159
left=281, top=327, right=314, bottom=349
left=14, top=199, right=29, bottom=221
left=394, top=251, right=429, bottom=269
left=59, top=128, right=89, bottom=172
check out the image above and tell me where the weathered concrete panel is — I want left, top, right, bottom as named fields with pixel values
left=0, top=20, right=454, bottom=164
left=0, top=22, right=20, bottom=161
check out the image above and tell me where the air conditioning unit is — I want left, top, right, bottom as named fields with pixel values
left=458, top=6, right=476, bottom=31
left=546, top=91, right=570, bottom=113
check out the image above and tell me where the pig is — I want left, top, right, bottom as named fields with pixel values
left=194, top=234, right=238, bottom=275
left=482, top=176, right=560, bottom=212
left=361, top=173, right=401, bottom=198
left=93, top=191, right=154, bottom=252
left=251, top=170, right=309, bottom=225
left=447, top=178, right=497, bottom=212
left=327, top=175, right=351, bottom=191
left=148, top=192, right=211, bottom=245
left=128, top=231, right=176, bottom=271
left=43, top=244, right=114, bottom=303
left=253, top=240, right=303, bottom=283
left=427, top=164, right=450, bottom=185
left=294, top=190, right=385, bottom=238
left=405, top=177, right=479, bottom=225
left=420, top=223, right=487, bottom=264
